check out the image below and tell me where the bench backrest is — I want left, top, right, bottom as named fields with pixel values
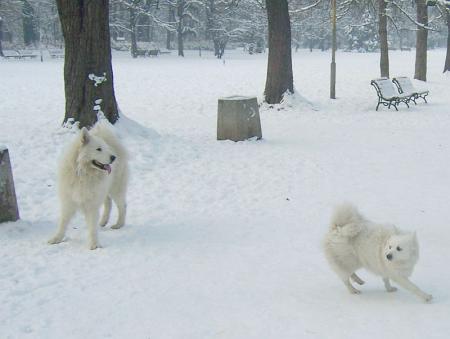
left=393, top=77, right=415, bottom=94
left=2, top=50, right=19, bottom=57
left=371, top=78, right=398, bottom=99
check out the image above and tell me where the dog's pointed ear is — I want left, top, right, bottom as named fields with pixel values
left=80, top=127, right=90, bottom=145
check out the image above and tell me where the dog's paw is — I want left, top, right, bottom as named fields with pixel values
left=423, top=294, right=433, bottom=303
left=386, top=287, right=397, bottom=293
left=89, top=242, right=102, bottom=250
left=99, top=221, right=108, bottom=227
left=48, top=235, right=63, bottom=245
left=111, top=223, right=124, bottom=230
left=349, top=288, right=361, bottom=295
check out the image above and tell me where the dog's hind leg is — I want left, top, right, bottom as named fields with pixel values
left=343, top=277, right=361, bottom=294
left=111, top=195, right=126, bottom=230
left=351, top=273, right=365, bottom=285
left=99, top=196, right=112, bottom=227
left=48, top=203, right=76, bottom=245
left=383, top=278, right=397, bottom=292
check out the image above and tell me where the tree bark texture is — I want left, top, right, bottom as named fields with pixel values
left=414, top=0, right=428, bottom=81
left=444, top=11, right=450, bottom=73
left=56, top=0, right=119, bottom=128
left=264, top=0, right=294, bottom=104
left=378, top=0, right=389, bottom=78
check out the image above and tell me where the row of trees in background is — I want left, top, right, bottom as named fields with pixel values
left=1, top=0, right=448, bottom=58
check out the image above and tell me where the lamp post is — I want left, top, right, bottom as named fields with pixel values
left=330, top=0, right=337, bottom=99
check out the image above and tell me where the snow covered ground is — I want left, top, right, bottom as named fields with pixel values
left=0, top=48, right=450, bottom=339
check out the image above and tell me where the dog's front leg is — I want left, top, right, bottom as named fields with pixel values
left=383, top=278, right=397, bottom=292
left=83, top=207, right=101, bottom=250
left=48, top=204, right=76, bottom=245
left=391, top=276, right=432, bottom=302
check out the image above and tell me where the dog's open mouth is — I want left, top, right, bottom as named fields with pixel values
left=92, top=160, right=111, bottom=174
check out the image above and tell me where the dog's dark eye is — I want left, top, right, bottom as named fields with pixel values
left=389, top=246, right=392, bottom=249
left=397, top=246, right=402, bottom=251
left=96, top=147, right=102, bottom=152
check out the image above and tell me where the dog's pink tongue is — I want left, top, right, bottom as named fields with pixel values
left=104, top=164, right=111, bottom=174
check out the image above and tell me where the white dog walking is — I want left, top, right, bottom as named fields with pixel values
left=323, top=204, right=432, bottom=302
left=48, top=120, right=129, bottom=250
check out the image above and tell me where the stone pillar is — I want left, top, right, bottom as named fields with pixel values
left=0, top=147, right=20, bottom=223
left=217, top=96, right=262, bottom=142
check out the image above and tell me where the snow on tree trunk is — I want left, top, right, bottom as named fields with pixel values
left=415, top=0, right=428, bottom=81
left=56, top=0, right=119, bottom=128
left=264, top=0, right=294, bottom=104
left=217, top=96, right=262, bottom=142
left=378, top=0, right=389, bottom=78
left=0, top=148, right=19, bottom=223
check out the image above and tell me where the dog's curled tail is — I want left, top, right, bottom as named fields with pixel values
left=330, top=203, right=364, bottom=238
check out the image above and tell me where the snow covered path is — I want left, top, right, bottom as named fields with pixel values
left=0, top=49, right=449, bottom=338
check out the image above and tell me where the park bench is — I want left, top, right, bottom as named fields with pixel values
left=135, top=49, right=148, bottom=57
left=49, top=49, right=64, bottom=58
left=2, top=50, right=21, bottom=59
left=2, top=50, right=38, bottom=60
left=17, top=50, right=39, bottom=59
left=392, top=76, right=429, bottom=104
left=370, top=77, right=411, bottom=111
left=148, top=49, right=160, bottom=57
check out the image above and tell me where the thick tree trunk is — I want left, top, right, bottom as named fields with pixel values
left=264, top=0, right=294, bottom=104
left=444, top=12, right=450, bottom=73
left=22, top=0, right=37, bottom=46
left=56, top=0, right=119, bottom=128
left=378, top=0, right=389, bottom=78
left=414, top=0, right=428, bottom=81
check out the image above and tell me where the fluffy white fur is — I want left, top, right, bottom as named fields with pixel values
left=323, top=203, right=432, bottom=302
left=48, top=120, right=129, bottom=250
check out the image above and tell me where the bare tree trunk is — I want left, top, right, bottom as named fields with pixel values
left=22, top=0, right=37, bottom=46
left=444, top=11, right=450, bottom=73
left=378, top=0, right=389, bottom=78
left=0, top=16, right=4, bottom=57
left=177, top=1, right=184, bottom=57
left=264, top=0, right=294, bottom=104
left=414, top=0, right=428, bottom=81
left=166, top=5, right=175, bottom=50
left=129, top=6, right=138, bottom=58
left=56, top=0, right=119, bottom=128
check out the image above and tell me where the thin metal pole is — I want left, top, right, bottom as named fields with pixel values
left=330, top=0, right=337, bottom=99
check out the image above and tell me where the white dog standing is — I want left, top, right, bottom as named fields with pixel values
left=323, top=204, right=432, bottom=302
left=48, top=121, right=129, bottom=250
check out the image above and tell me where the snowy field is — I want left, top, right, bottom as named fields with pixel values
left=1, top=48, right=450, bottom=339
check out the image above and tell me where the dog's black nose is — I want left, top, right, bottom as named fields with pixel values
left=386, top=253, right=393, bottom=261
left=110, top=155, right=116, bottom=163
